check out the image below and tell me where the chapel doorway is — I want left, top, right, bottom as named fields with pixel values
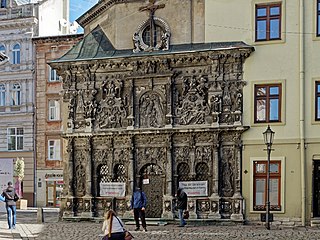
left=140, top=163, right=163, bottom=218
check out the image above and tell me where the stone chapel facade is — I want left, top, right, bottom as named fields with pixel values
left=50, top=0, right=254, bottom=221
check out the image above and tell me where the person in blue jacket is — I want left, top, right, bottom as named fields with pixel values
left=130, top=187, right=147, bottom=232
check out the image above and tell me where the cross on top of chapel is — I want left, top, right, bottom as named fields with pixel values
left=139, top=0, right=165, bottom=16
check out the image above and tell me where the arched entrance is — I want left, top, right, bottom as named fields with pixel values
left=139, top=163, right=163, bottom=218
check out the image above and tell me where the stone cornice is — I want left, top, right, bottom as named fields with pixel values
left=77, top=0, right=142, bottom=28
left=0, top=17, right=37, bottom=30
left=32, top=34, right=83, bottom=44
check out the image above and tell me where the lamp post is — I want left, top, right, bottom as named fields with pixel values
left=263, top=125, right=275, bottom=230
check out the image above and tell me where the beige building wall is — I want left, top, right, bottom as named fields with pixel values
left=33, top=35, right=83, bottom=207
left=205, top=0, right=320, bottom=224
left=80, top=0, right=205, bottom=48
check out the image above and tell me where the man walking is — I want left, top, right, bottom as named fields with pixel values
left=176, top=187, right=188, bottom=227
left=130, top=187, right=147, bottom=232
left=2, top=181, right=19, bottom=229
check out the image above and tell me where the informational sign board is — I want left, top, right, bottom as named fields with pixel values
left=179, top=181, right=208, bottom=197
left=99, top=182, right=126, bottom=197
left=0, top=159, right=13, bottom=212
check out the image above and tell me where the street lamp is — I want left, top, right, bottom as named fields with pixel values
left=263, top=125, right=275, bottom=230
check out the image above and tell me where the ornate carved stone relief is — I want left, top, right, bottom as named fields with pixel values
left=139, top=91, right=164, bottom=128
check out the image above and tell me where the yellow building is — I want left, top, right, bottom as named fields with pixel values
left=205, top=0, right=320, bottom=226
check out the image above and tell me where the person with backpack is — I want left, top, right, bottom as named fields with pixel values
left=176, top=187, right=188, bottom=227
left=130, top=187, right=147, bottom=232
left=2, top=181, right=19, bottom=229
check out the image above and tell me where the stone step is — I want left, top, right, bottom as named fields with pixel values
left=311, top=218, right=320, bottom=227
left=125, top=220, right=168, bottom=226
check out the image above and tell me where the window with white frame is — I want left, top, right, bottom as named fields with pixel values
left=0, top=84, right=5, bottom=106
left=12, top=44, right=20, bottom=64
left=48, top=100, right=60, bottom=121
left=7, top=127, right=23, bottom=151
left=0, top=44, right=5, bottom=54
left=11, top=83, right=21, bottom=106
left=48, top=66, right=60, bottom=82
left=48, top=139, right=61, bottom=160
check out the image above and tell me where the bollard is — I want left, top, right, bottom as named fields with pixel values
left=37, top=207, right=44, bottom=223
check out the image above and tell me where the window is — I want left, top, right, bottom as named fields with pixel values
left=0, top=84, right=5, bottom=106
left=12, top=44, right=20, bottom=64
left=254, top=84, right=281, bottom=123
left=11, top=83, right=21, bottom=106
left=48, top=100, right=60, bottom=121
left=316, top=82, right=320, bottom=121
left=255, top=3, right=281, bottom=41
left=142, top=25, right=163, bottom=48
left=318, top=1, right=320, bottom=36
left=0, top=0, right=6, bottom=8
left=48, top=140, right=61, bottom=160
left=48, top=66, right=60, bottom=82
left=253, top=161, right=281, bottom=211
left=0, top=44, right=5, bottom=54
left=7, top=127, right=23, bottom=151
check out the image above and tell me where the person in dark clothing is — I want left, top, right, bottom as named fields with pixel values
left=130, top=187, right=147, bottom=231
left=2, top=181, right=19, bottom=229
left=176, top=187, right=188, bottom=227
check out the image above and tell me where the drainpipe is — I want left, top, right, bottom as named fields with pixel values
left=299, top=0, right=306, bottom=226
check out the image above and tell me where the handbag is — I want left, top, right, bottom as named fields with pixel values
left=101, top=235, right=109, bottom=240
left=14, top=194, right=19, bottom=202
left=124, top=230, right=134, bottom=240
left=115, top=216, right=134, bottom=240
left=183, top=210, right=189, bottom=219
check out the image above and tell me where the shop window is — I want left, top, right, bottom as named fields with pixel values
left=253, top=160, right=281, bottom=211
left=254, top=84, right=281, bottom=123
left=255, top=3, right=281, bottom=41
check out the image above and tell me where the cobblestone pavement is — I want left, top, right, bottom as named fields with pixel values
left=2, top=211, right=320, bottom=240
left=37, top=221, right=320, bottom=240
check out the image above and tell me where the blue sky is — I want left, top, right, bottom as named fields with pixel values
left=70, top=0, right=98, bottom=24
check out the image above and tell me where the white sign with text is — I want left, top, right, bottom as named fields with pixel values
left=0, top=158, right=13, bottom=212
left=179, top=181, right=208, bottom=197
left=99, top=182, right=126, bottom=197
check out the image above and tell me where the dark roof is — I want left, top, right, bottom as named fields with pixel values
left=0, top=52, right=8, bottom=62
left=51, top=26, right=254, bottom=64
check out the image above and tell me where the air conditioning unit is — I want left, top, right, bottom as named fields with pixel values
left=59, top=19, right=68, bottom=27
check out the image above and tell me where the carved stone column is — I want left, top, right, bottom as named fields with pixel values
left=230, top=132, right=244, bottom=221
left=123, top=136, right=135, bottom=218
left=63, top=137, right=75, bottom=218
left=208, top=137, right=221, bottom=219
left=165, top=77, right=173, bottom=128
left=127, top=79, right=135, bottom=130
left=82, top=137, right=93, bottom=217
left=162, top=134, right=173, bottom=219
